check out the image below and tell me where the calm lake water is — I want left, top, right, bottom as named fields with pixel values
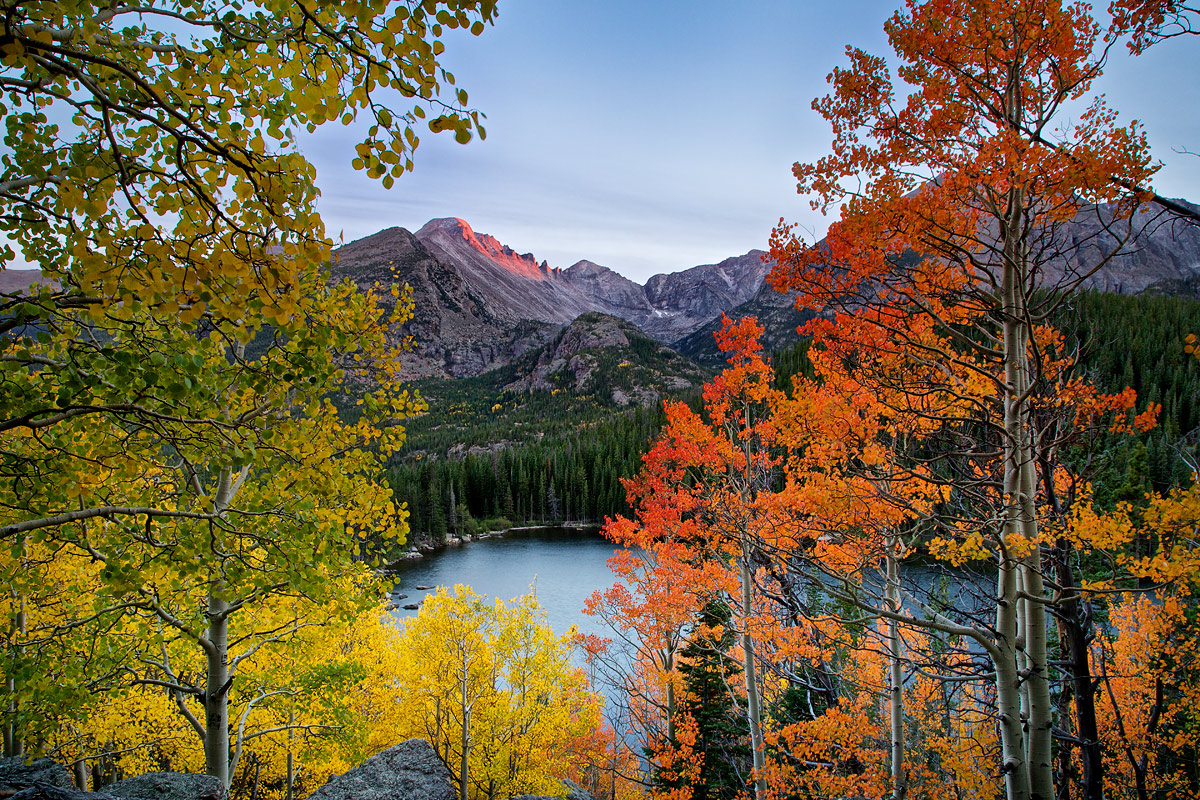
left=387, top=527, right=621, bottom=638
left=385, top=527, right=995, bottom=646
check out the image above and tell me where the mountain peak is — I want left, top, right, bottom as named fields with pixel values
left=416, top=217, right=555, bottom=280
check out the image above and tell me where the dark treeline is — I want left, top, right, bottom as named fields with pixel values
left=1059, top=290, right=1200, bottom=506
left=386, top=403, right=668, bottom=545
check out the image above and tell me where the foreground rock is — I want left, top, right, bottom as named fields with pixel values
left=107, top=773, right=225, bottom=800
left=7, top=788, right=114, bottom=800
left=309, top=739, right=453, bottom=800
left=0, top=758, right=76, bottom=790
left=505, top=779, right=594, bottom=800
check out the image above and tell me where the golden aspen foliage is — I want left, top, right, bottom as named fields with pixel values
left=392, top=586, right=604, bottom=800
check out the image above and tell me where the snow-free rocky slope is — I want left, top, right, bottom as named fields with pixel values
left=331, top=217, right=776, bottom=377
left=332, top=204, right=1200, bottom=377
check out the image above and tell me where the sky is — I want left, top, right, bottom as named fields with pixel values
left=302, top=0, right=1200, bottom=284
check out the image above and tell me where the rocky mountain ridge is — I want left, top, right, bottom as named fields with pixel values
left=411, top=217, right=774, bottom=341
left=331, top=217, right=777, bottom=378
left=329, top=226, right=561, bottom=378
left=679, top=199, right=1200, bottom=364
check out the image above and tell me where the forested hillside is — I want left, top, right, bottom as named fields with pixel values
left=1063, top=291, right=1200, bottom=504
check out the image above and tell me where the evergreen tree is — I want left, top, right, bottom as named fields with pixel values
left=653, top=601, right=751, bottom=800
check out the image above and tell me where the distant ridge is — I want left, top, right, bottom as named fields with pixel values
left=329, top=217, right=777, bottom=378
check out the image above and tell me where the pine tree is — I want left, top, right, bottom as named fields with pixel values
left=654, top=601, right=751, bottom=800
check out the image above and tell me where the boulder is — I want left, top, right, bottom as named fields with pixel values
left=8, top=786, right=113, bottom=800
left=505, top=779, right=594, bottom=800
left=0, top=758, right=76, bottom=790
left=309, top=739, right=453, bottom=800
left=107, top=772, right=226, bottom=800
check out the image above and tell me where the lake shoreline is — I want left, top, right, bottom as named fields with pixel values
left=381, top=525, right=620, bottom=632
left=384, top=521, right=604, bottom=570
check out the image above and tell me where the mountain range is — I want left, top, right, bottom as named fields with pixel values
left=4, top=203, right=1198, bottom=384
left=331, top=204, right=1200, bottom=378
left=330, top=217, right=775, bottom=378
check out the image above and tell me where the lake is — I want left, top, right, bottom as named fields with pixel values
left=387, top=526, right=621, bottom=638
left=385, top=527, right=995, bottom=646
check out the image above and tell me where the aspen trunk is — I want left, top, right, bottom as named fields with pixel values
left=739, top=546, right=767, bottom=800
left=886, top=535, right=906, bottom=800
left=205, top=590, right=231, bottom=787
left=996, top=175, right=1056, bottom=800
left=459, top=653, right=471, bottom=800
left=996, top=558, right=1031, bottom=800
left=286, top=704, right=295, bottom=800
left=999, top=244, right=1032, bottom=800
left=5, top=538, right=26, bottom=758
left=1019, top=469, right=1054, bottom=799
left=1007, top=213, right=1054, bottom=800
left=1054, top=542, right=1104, bottom=800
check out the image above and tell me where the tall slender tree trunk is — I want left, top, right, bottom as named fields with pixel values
left=999, top=179, right=1054, bottom=800
left=886, top=534, right=906, bottom=800
left=5, top=537, right=26, bottom=758
left=203, top=466, right=240, bottom=788
left=739, top=544, right=767, bottom=800
left=1017, top=350, right=1053, bottom=800
left=286, top=703, right=295, bottom=800
left=665, top=676, right=676, bottom=745
left=999, top=235, right=1033, bottom=800
left=1053, top=542, right=1104, bottom=800
left=205, top=590, right=231, bottom=787
left=996, top=557, right=1032, bottom=800
left=459, top=651, right=472, bottom=800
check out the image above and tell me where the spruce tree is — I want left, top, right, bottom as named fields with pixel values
left=653, top=600, right=751, bottom=800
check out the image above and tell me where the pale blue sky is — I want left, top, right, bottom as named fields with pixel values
left=303, top=1, right=1200, bottom=283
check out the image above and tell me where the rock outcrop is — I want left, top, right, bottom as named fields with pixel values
left=504, top=779, right=594, bottom=800
left=0, top=744, right=593, bottom=800
left=0, top=757, right=77, bottom=790
left=107, top=773, right=225, bottom=800
left=500, top=313, right=708, bottom=407
left=307, top=739, right=454, bottom=800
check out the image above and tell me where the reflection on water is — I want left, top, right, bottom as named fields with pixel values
left=387, top=527, right=620, bottom=639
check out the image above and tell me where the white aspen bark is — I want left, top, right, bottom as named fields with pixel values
left=286, top=704, right=295, bottom=800
left=1000, top=229, right=1033, bottom=800
left=995, top=559, right=1031, bottom=800
left=5, top=537, right=26, bottom=758
left=1004, top=191, right=1054, bottom=800
left=204, top=466, right=239, bottom=788
left=739, top=544, right=767, bottom=800
left=886, top=533, right=906, bottom=800
left=1016, top=567, right=1031, bottom=738
left=1019, top=431, right=1054, bottom=800
left=205, top=590, right=230, bottom=787
left=459, top=653, right=471, bottom=800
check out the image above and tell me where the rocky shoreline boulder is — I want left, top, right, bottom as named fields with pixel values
left=0, top=757, right=77, bottom=790
left=503, top=779, right=594, bottom=800
left=308, top=739, right=454, bottom=800
left=107, top=773, right=225, bottom=800
left=0, top=740, right=594, bottom=800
